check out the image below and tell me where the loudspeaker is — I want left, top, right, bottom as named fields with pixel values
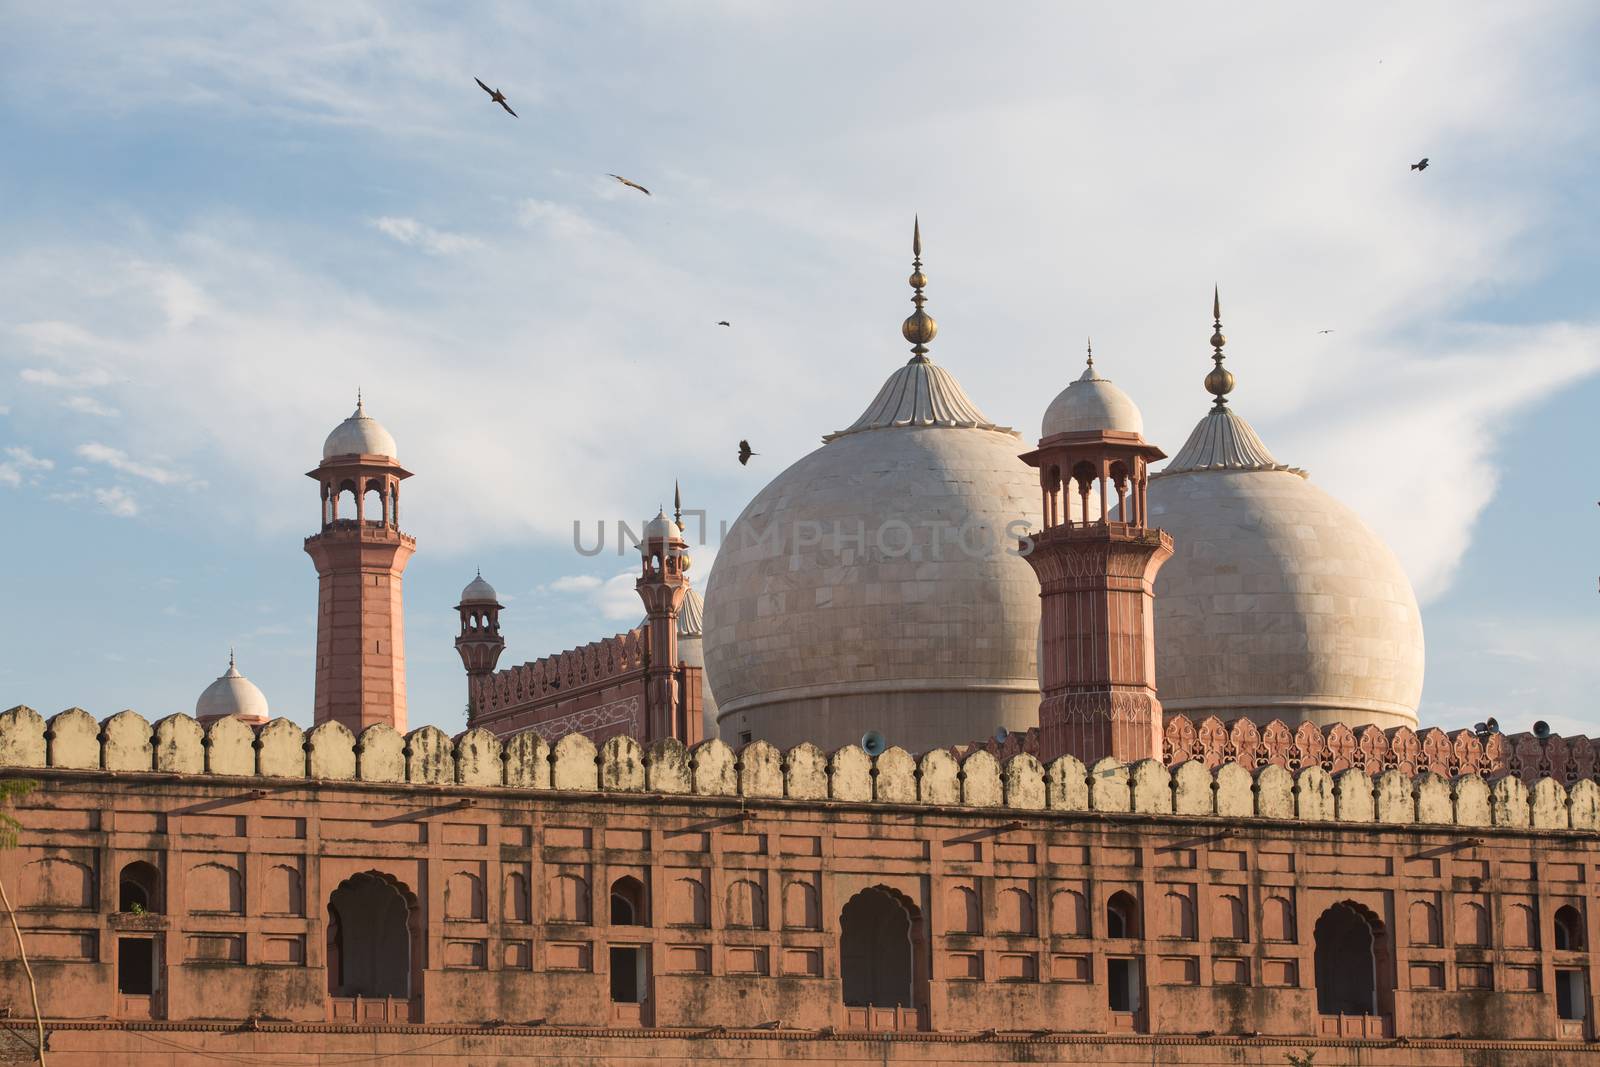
left=860, top=730, right=887, bottom=757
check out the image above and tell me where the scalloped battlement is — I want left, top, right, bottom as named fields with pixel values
left=474, top=628, right=647, bottom=716
left=2, top=704, right=1596, bottom=832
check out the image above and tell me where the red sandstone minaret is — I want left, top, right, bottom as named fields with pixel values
left=304, top=397, right=415, bottom=735
left=456, top=571, right=506, bottom=725
left=636, top=486, right=701, bottom=745
left=1021, top=338, right=1173, bottom=766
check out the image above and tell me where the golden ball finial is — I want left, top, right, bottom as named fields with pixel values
left=903, top=216, right=936, bottom=362
left=1207, top=285, right=1233, bottom=409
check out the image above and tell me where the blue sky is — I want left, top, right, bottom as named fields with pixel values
left=1, top=2, right=1596, bottom=735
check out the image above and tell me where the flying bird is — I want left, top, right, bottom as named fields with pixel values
left=1411, top=157, right=1429, bottom=171
left=737, top=440, right=757, bottom=466
left=1317, top=329, right=1335, bottom=334
left=474, top=78, right=517, bottom=117
left=717, top=320, right=731, bottom=327
left=608, top=173, right=651, bottom=196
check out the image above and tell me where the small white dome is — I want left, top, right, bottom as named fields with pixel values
left=1040, top=358, right=1144, bottom=437
left=460, top=573, right=498, bottom=603
left=195, top=655, right=270, bottom=723
left=641, top=509, right=681, bottom=545
left=322, top=398, right=398, bottom=460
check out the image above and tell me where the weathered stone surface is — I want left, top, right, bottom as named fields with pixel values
left=1045, top=754, right=1088, bottom=811
left=1335, top=768, right=1375, bottom=822
left=919, top=749, right=961, bottom=805
left=48, top=708, right=101, bottom=771
left=357, top=723, right=405, bottom=784
left=737, top=740, right=783, bottom=798
left=206, top=716, right=256, bottom=776
left=1214, top=763, right=1253, bottom=818
left=504, top=730, right=551, bottom=789
left=1414, top=772, right=1452, bottom=824
left=1089, top=757, right=1130, bottom=813
left=1454, top=775, right=1492, bottom=827
left=1129, top=759, right=1171, bottom=815
left=405, top=725, right=453, bottom=785
left=783, top=742, right=828, bottom=800
left=1003, top=754, right=1046, bottom=811
left=873, top=746, right=917, bottom=804
left=153, top=715, right=204, bottom=775
left=1172, top=761, right=1214, bottom=816
left=1255, top=764, right=1294, bottom=819
left=454, top=728, right=503, bottom=787
left=102, top=710, right=153, bottom=772
left=599, top=735, right=645, bottom=792
left=1531, top=777, right=1569, bottom=829
left=690, top=739, right=736, bottom=797
left=1491, top=775, right=1530, bottom=828
left=645, top=738, right=689, bottom=794
left=306, top=721, right=356, bottom=780
left=1569, top=779, right=1600, bottom=831
left=1375, top=769, right=1414, bottom=824
left=0, top=706, right=46, bottom=768
left=961, top=750, right=1002, bottom=808
left=257, top=719, right=307, bottom=778
left=828, top=745, right=872, bottom=803
left=552, top=732, right=598, bottom=791
left=1295, top=766, right=1335, bottom=822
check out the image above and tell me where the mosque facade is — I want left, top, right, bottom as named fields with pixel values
left=0, top=226, right=1595, bottom=1065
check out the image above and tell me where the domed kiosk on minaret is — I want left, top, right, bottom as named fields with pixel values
left=703, top=222, right=1042, bottom=752
left=1146, top=292, right=1425, bottom=729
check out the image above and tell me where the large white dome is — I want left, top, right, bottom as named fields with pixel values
left=703, top=356, right=1042, bottom=753
left=1148, top=404, right=1424, bottom=729
left=322, top=397, right=398, bottom=460
left=195, top=654, right=270, bottom=724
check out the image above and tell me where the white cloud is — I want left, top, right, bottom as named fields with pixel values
left=20, top=367, right=114, bottom=389
left=63, top=395, right=120, bottom=417
left=92, top=486, right=139, bottom=517
left=0, top=446, right=53, bottom=488
left=544, top=574, right=603, bottom=593
left=372, top=216, right=483, bottom=256
left=516, top=199, right=596, bottom=239
left=14, top=320, right=98, bottom=348
left=75, top=442, right=193, bottom=486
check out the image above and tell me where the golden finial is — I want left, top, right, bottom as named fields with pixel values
left=1086, top=337, right=1094, bottom=369
left=228, top=646, right=235, bottom=670
left=901, top=215, right=938, bottom=363
left=673, top=480, right=682, bottom=525
left=1204, top=285, right=1234, bottom=409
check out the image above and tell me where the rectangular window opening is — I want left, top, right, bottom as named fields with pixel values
left=610, top=946, right=644, bottom=1004
left=1557, top=969, right=1586, bottom=1021
left=118, top=937, right=155, bottom=995
left=1107, top=957, right=1140, bottom=1013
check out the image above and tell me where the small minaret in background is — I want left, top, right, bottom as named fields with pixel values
left=1020, top=329, right=1175, bottom=765
left=456, top=571, right=506, bottom=724
left=636, top=485, right=702, bottom=744
left=304, top=396, right=415, bottom=735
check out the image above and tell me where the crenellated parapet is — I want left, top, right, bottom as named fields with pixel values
left=3, top=704, right=1598, bottom=832
left=1160, top=713, right=1600, bottom=786
left=474, top=628, right=647, bottom=718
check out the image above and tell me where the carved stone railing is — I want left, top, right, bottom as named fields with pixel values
left=474, top=628, right=646, bottom=717
left=2, top=705, right=1596, bottom=832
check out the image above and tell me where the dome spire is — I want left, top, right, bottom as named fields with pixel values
left=673, top=480, right=682, bottom=525
left=901, top=216, right=938, bottom=364
left=1086, top=337, right=1094, bottom=369
left=1205, top=286, right=1234, bottom=409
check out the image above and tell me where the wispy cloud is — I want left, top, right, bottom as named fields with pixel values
left=14, top=320, right=98, bottom=348
left=62, top=395, right=120, bottom=417
left=539, top=571, right=642, bottom=622
left=76, top=442, right=195, bottom=486
left=92, top=486, right=139, bottom=517
left=0, top=446, right=53, bottom=488
left=21, top=367, right=114, bottom=389
left=371, top=216, right=483, bottom=255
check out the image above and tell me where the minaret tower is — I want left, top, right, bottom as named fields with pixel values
left=636, top=485, right=701, bottom=744
left=456, top=571, right=506, bottom=724
left=304, top=396, right=415, bottom=734
left=1021, top=333, right=1173, bottom=765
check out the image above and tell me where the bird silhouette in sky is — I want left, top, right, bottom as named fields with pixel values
left=474, top=78, right=517, bottom=117
left=1317, top=329, right=1335, bottom=334
left=737, top=440, right=757, bottom=466
left=608, top=174, right=651, bottom=196
left=717, top=320, right=731, bottom=327
left=1411, top=157, right=1429, bottom=171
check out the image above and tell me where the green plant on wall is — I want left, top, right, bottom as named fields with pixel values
left=1, top=776, right=47, bottom=1064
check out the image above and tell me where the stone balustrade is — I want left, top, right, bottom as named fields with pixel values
left=2, top=704, right=1596, bottom=831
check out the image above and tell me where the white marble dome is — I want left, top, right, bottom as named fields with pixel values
left=322, top=397, right=398, bottom=460
left=1147, top=403, right=1424, bottom=730
left=459, top=573, right=498, bottom=604
left=703, top=356, right=1042, bottom=753
left=1041, top=356, right=1144, bottom=437
left=195, top=655, right=270, bottom=723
